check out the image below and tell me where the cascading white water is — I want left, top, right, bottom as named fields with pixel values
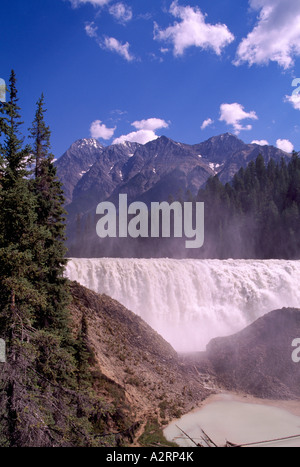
left=65, top=258, right=300, bottom=353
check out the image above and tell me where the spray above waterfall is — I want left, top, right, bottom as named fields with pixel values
left=66, top=258, right=300, bottom=353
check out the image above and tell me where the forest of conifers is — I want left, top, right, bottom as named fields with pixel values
left=70, top=153, right=300, bottom=260
left=197, top=154, right=300, bottom=259
left=0, top=71, right=120, bottom=447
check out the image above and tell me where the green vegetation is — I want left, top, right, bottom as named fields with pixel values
left=0, top=71, right=132, bottom=447
left=138, top=419, right=178, bottom=447
left=196, top=153, right=300, bottom=259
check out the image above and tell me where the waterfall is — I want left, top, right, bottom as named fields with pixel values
left=66, top=258, right=300, bottom=352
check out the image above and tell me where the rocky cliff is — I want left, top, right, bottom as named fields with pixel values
left=69, top=281, right=212, bottom=431
left=205, top=308, right=300, bottom=399
left=69, top=283, right=300, bottom=443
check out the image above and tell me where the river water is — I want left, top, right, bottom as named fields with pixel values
left=163, top=394, right=300, bottom=447
left=66, top=258, right=300, bottom=352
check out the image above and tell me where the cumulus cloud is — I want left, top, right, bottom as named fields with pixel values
left=109, top=2, right=132, bottom=23
left=103, top=36, right=134, bottom=61
left=235, top=0, right=300, bottom=69
left=113, top=118, right=169, bottom=145
left=85, top=21, right=98, bottom=38
left=219, top=103, right=258, bottom=134
left=90, top=120, right=116, bottom=140
left=154, top=0, right=234, bottom=57
left=201, top=118, right=214, bottom=130
left=251, top=139, right=269, bottom=146
left=132, top=118, right=169, bottom=131
left=113, top=130, right=161, bottom=145
left=276, top=139, right=294, bottom=153
left=68, top=0, right=111, bottom=7
left=285, top=94, right=300, bottom=111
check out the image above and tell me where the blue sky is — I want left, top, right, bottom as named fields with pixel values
left=1, top=0, right=300, bottom=157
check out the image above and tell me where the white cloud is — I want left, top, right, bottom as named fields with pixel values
left=103, top=36, right=134, bottom=61
left=201, top=118, right=214, bottom=130
left=285, top=94, right=300, bottom=111
left=109, top=2, right=132, bottom=23
left=84, top=19, right=134, bottom=62
left=68, top=0, right=111, bottom=7
left=113, top=130, right=160, bottom=145
left=113, top=118, right=169, bottom=145
left=276, top=138, right=294, bottom=153
left=219, top=103, right=258, bottom=134
left=90, top=120, right=116, bottom=140
left=235, top=0, right=300, bottom=69
left=85, top=21, right=98, bottom=38
left=154, top=0, right=234, bottom=57
left=132, top=118, right=169, bottom=131
left=251, top=139, right=269, bottom=146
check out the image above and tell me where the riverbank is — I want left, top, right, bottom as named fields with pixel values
left=163, top=392, right=300, bottom=447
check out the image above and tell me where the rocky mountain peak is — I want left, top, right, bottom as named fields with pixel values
left=54, top=138, right=104, bottom=204
left=71, top=138, right=104, bottom=151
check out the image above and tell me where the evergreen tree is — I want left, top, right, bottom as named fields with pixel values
left=29, top=95, right=70, bottom=333
left=30, top=93, right=51, bottom=179
left=0, top=71, right=44, bottom=336
left=0, top=70, right=51, bottom=446
left=0, top=74, right=111, bottom=448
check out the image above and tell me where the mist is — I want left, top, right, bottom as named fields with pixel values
left=65, top=258, right=300, bottom=353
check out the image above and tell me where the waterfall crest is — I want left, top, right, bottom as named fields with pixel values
left=66, top=258, right=300, bottom=352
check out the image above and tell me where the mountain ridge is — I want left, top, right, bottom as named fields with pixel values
left=56, top=133, right=293, bottom=207
left=54, top=133, right=294, bottom=254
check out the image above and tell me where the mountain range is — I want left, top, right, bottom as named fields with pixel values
left=55, top=133, right=293, bottom=255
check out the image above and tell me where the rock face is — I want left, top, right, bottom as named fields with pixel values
left=107, top=136, right=215, bottom=206
left=69, top=281, right=212, bottom=422
left=70, top=281, right=300, bottom=433
left=192, top=133, right=246, bottom=164
left=54, top=139, right=104, bottom=204
left=206, top=308, right=300, bottom=400
left=69, top=141, right=141, bottom=214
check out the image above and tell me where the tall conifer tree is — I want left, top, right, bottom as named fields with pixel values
left=0, top=71, right=44, bottom=336
left=0, top=73, right=113, bottom=448
left=0, top=71, right=50, bottom=445
left=29, top=95, right=70, bottom=333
